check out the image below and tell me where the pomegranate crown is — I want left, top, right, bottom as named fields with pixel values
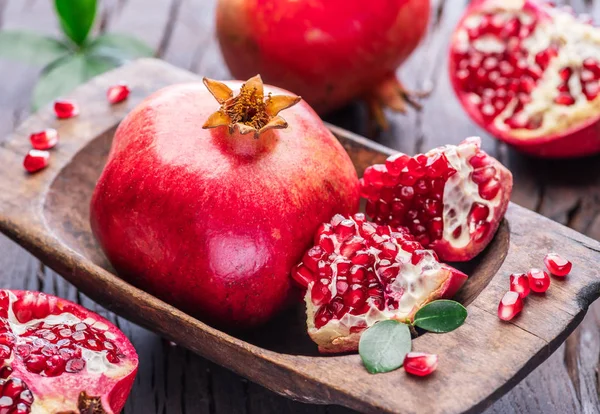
left=202, top=75, right=301, bottom=138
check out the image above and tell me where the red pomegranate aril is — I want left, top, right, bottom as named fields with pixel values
left=107, top=83, right=130, bottom=104
left=479, top=178, right=501, bottom=200
left=498, top=291, right=524, bottom=321
left=527, top=268, right=551, bottom=293
left=53, top=99, right=79, bottom=119
left=544, top=253, right=572, bottom=277
left=0, top=367, right=11, bottom=380
left=509, top=273, right=530, bottom=298
left=583, top=58, right=600, bottom=75
left=554, top=93, right=575, bottom=106
left=403, top=352, right=438, bottom=377
left=23, top=150, right=50, bottom=174
left=29, top=129, right=58, bottom=150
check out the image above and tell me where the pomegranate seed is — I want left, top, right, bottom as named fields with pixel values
left=403, top=352, right=438, bottom=377
left=509, top=273, right=530, bottom=298
left=543, top=253, right=572, bottom=277
left=23, top=150, right=50, bottom=173
left=107, top=83, right=130, bottom=104
left=29, top=129, right=58, bottom=150
left=291, top=264, right=313, bottom=288
left=498, top=291, right=524, bottom=321
left=386, top=153, right=410, bottom=176
left=54, top=99, right=79, bottom=119
left=479, top=178, right=501, bottom=200
left=583, top=58, right=600, bottom=76
left=559, top=67, right=573, bottom=82
left=527, top=268, right=551, bottom=293
left=554, top=93, right=575, bottom=106
left=0, top=366, right=12, bottom=379
left=470, top=203, right=489, bottom=222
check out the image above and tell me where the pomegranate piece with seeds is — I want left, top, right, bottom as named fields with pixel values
left=360, top=137, right=512, bottom=262
left=293, top=213, right=468, bottom=353
left=23, top=150, right=49, bottom=174
left=544, top=252, right=572, bottom=276
left=29, top=129, right=58, bottom=150
left=498, top=291, right=524, bottom=321
left=527, top=268, right=551, bottom=293
left=450, top=0, right=600, bottom=158
left=107, top=83, right=130, bottom=104
left=403, top=352, right=438, bottom=377
left=53, top=99, right=79, bottom=119
left=509, top=273, right=530, bottom=298
left=0, top=290, right=138, bottom=413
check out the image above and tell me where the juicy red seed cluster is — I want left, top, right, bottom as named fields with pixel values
left=453, top=11, right=600, bottom=131
left=292, top=213, right=433, bottom=329
left=360, top=146, right=498, bottom=248
left=498, top=252, right=571, bottom=321
left=0, top=376, right=34, bottom=414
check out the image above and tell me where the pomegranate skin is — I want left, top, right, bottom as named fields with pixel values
left=216, top=0, right=430, bottom=114
left=90, top=81, right=360, bottom=329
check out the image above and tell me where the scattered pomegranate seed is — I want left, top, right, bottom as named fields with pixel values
left=29, top=129, right=58, bottom=150
left=107, top=83, right=130, bottom=104
left=509, top=273, right=530, bottom=298
left=54, top=99, right=79, bottom=119
left=23, top=150, right=50, bottom=173
left=544, top=253, right=572, bottom=277
left=527, top=268, right=551, bottom=293
left=403, top=352, right=438, bottom=377
left=498, top=291, right=524, bottom=321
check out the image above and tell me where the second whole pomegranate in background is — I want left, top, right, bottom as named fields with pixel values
left=216, top=0, right=430, bottom=124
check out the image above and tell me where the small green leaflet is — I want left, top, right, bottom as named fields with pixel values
left=54, top=0, right=97, bottom=46
left=413, top=300, right=467, bottom=333
left=358, top=320, right=411, bottom=374
left=0, top=31, right=71, bottom=66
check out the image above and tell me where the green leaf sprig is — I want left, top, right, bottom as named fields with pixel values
left=0, top=0, right=153, bottom=110
left=359, top=300, right=467, bottom=374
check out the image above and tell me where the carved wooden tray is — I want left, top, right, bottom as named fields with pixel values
left=0, top=59, right=599, bottom=414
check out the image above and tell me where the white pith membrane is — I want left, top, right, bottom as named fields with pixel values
left=0, top=291, right=133, bottom=413
left=305, top=222, right=454, bottom=350
left=438, top=139, right=502, bottom=249
left=453, top=0, right=600, bottom=138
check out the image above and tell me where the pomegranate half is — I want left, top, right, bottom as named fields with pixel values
left=449, top=0, right=600, bottom=158
left=91, top=75, right=360, bottom=329
left=216, top=0, right=430, bottom=125
left=0, top=290, right=137, bottom=413
left=292, top=213, right=467, bottom=353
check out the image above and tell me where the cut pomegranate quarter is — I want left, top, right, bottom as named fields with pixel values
left=360, top=137, right=512, bottom=262
left=450, top=0, right=600, bottom=158
left=528, top=268, right=551, bottom=293
left=544, top=252, right=572, bottom=276
left=0, top=290, right=138, bottom=413
left=29, top=129, right=58, bottom=150
left=23, top=150, right=49, bottom=174
left=107, top=83, right=130, bottom=104
left=509, top=273, right=530, bottom=298
left=498, top=291, right=524, bottom=321
left=403, top=352, right=438, bottom=377
left=292, top=213, right=468, bottom=353
left=53, top=99, right=79, bottom=119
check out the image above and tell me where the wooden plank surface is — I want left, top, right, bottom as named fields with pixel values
left=0, top=0, right=599, bottom=413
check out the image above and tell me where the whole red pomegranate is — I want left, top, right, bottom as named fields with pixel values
left=449, top=0, right=600, bottom=158
left=0, top=290, right=137, bottom=413
left=91, top=75, right=360, bottom=329
left=360, top=137, right=512, bottom=261
left=216, top=0, right=430, bottom=125
left=292, top=213, right=468, bottom=353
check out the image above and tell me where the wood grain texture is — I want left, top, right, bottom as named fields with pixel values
left=0, top=0, right=599, bottom=412
left=0, top=59, right=599, bottom=414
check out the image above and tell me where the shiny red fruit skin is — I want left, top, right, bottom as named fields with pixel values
left=404, top=352, right=438, bottom=377
left=53, top=99, right=79, bottom=119
left=107, top=83, right=130, bottom=104
left=90, top=82, right=360, bottom=329
left=23, top=150, right=49, bottom=173
left=216, top=0, right=430, bottom=114
left=448, top=0, right=600, bottom=158
left=498, top=291, right=524, bottom=321
left=509, top=273, right=530, bottom=298
left=29, top=129, right=58, bottom=150
left=527, top=268, right=551, bottom=293
left=544, top=253, right=572, bottom=277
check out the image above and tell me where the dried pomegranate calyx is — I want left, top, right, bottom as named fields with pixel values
left=202, top=75, right=301, bottom=138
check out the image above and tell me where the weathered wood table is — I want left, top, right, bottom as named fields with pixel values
left=1, top=0, right=599, bottom=413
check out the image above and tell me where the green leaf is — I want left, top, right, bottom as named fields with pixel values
left=54, top=0, right=97, bottom=46
left=359, top=320, right=411, bottom=374
left=87, top=33, right=154, bottom=61
left=413, top=300, right=468, bottom=333
left=0, top=31, right=71, bottom=66
left=32, top=53, right=120, bottom=111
